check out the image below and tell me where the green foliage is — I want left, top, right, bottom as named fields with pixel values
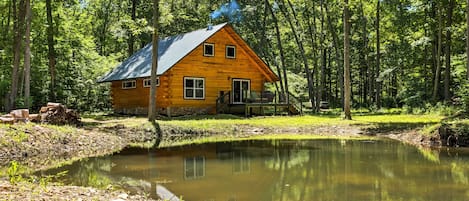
left=8, top=161, right=24, bottom=184
left=0, top=0, right=467, bottom=115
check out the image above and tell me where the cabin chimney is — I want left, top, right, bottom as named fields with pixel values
left=207, top=17, right=213, bottom=30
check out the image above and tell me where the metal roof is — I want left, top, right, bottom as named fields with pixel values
left=97, top=23, right=228, bottom=82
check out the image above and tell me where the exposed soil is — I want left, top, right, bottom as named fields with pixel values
left=0, top=179, right=156, bottom=201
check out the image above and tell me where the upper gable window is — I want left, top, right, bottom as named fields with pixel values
left=122, top=80, right=136, bottom=89
left=226, top=45, right=236, bottom=59
left=143, top=77, right=160, bottom=88
left=204, top=43, right=214, bottom=57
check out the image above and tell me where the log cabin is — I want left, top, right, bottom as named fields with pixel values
left=98, top=23, right=281, bottom=116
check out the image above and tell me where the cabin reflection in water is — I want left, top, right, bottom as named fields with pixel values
left=110, top=141, right=278, bottom=201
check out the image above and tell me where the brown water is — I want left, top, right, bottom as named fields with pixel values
left=39, top=139, right=469, bottom=201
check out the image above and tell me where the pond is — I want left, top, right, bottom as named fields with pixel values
left=38, top=139, right=469, bottom=201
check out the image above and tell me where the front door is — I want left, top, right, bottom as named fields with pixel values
left=232, top=79, right=250, bottom=104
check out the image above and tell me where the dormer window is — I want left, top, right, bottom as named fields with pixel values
left=226, top=45, right=236, bottom=59
left=204, top=43, right=214, bottom=57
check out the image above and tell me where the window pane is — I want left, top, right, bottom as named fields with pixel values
left=185, top=79, right=194, bottom=88
left=196, top=79, right=204, bottom=88
left=204, top=44, right=213, bottom=56
left=227, top=46, right=235, bottom=57
left=195, top=157, right=204, bottom=177
left=186, top=89, right=194, bottom=98
left=185, top=158, right=195, bottom=179
left=195, top=89, right=204, bottom=98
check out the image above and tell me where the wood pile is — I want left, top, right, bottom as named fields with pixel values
left=39, top=103, right=81, bottom=125
left=0, top=103, right=81, bottom=126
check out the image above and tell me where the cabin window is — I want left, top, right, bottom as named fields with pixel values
left=233, top=151, right=250, bottom=174
left=184, top=77, right=205, bottom=99
left=204, top=43, right=214, bottom=57
left=122, top=80, right=136, bottom=89
left=143, top=77, right=160, bottom=88
left=184, top=156, right=205, bottom=180
left=226, top=45, right=236, bottom=59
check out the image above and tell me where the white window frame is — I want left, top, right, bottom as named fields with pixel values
left=226, top=45, right=236, bottom=59
left=184, top=77, right=205, bottom=100
left=184, top=156, right=205, bottom=180
left=121, top=80, right=136, bottom=89
left=203, top=43, right=215, bottom=57
left=143, top=77, right=160, bottom=88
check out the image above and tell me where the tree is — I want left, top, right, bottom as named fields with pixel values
left=444, top=0, right=454, bottom=102
left=344, top=0, right=352, bottom=120
left=433, top=2, right=443, bottom=102
left=46, top=0, right=56, bottom=102
left=149, top=0, right=159, bottom=121
left=7, top=0, right=26, bottom=111
left=467, top=0, right=469, bottom=80
left=23, top=0, right=31, bottom=108
left=375, top=0, right=381, bottom=109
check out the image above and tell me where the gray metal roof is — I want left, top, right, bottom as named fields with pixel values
left=98, top=23, right=228, bottom=82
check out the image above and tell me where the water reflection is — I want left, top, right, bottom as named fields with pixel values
left=39, top=139, right=469, bottom=201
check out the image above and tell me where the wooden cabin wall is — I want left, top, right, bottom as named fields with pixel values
left=111, top=75, right=170, bottom=115
left=166, top=28, right=266, bottom=115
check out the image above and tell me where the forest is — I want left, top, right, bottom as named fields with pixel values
left=1, top=0, right=469, bottom=114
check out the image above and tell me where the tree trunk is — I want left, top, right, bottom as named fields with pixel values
left=433, top=2, right=443, bottom=102
left=467, top=0, right=469, bottom=80
left=375, top=0, right=381, bottom=109
left=325, top=2, right=343, bottom=108
left=149, top=0, right=159, bottom=121
left=320, top=0, right=327, bottom=102
left=281, top=0, right=314, bottom=108
left=23, top=0, right=31, bottom=108
left=344, top=0, right=352, bottom=120
left=8, top=0, right=25, bottom=111
left=265, top=0, right=289, bottom=103
left=46, top=0, right=56, bottom=102
left=305, top=2, right=319, bottom=112
left=128, top=0, right=137, bottom=57
left=444, top=0, right=454, bottom=102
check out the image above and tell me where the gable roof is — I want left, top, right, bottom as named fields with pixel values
left=98, top=23, right=278, bottom=83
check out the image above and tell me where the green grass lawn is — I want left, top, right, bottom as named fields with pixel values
left=82, top=113, right=445, bottom=133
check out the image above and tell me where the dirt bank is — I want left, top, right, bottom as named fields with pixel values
left=0, top=179, right=156, bottom=201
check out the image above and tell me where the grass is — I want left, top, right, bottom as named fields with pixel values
left=157, top=133, right=377, bottom=148
left=82, top=113, right=444, bottom=133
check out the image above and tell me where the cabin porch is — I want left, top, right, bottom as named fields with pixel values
left=216, top=90, right=303, bottom=116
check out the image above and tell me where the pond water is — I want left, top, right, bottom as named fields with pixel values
left=38, top=139, right=469, bottom=201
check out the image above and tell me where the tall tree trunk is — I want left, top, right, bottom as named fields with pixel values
left=467, top=0, right=469, bottom=80
left=466, top=0, right=469, bottom=81
left=23, top=0, right=31, bottom=108
left=46, top=0, right=56, bottom=102
left=433, top=2, right=443, bottom=102
left=280, top=0, right=314, bottom=108
left=263, top=1, right=285, bottom=96
left=149, top=0, right=159, bottom=121
left=8, top=0, right=25, bottom=111
left=265, top=0, right=289, bottom=103
left=325, top=2, right=343, bottom=108
left=444, top=0, right=454, bottom=102
left=375, top=0, right=381, bottom=109
left=128, top=0, right=137, bottom=56
left=320, top=0, right=327, bottom=102
left=344, top=0, right=352, bottom=120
